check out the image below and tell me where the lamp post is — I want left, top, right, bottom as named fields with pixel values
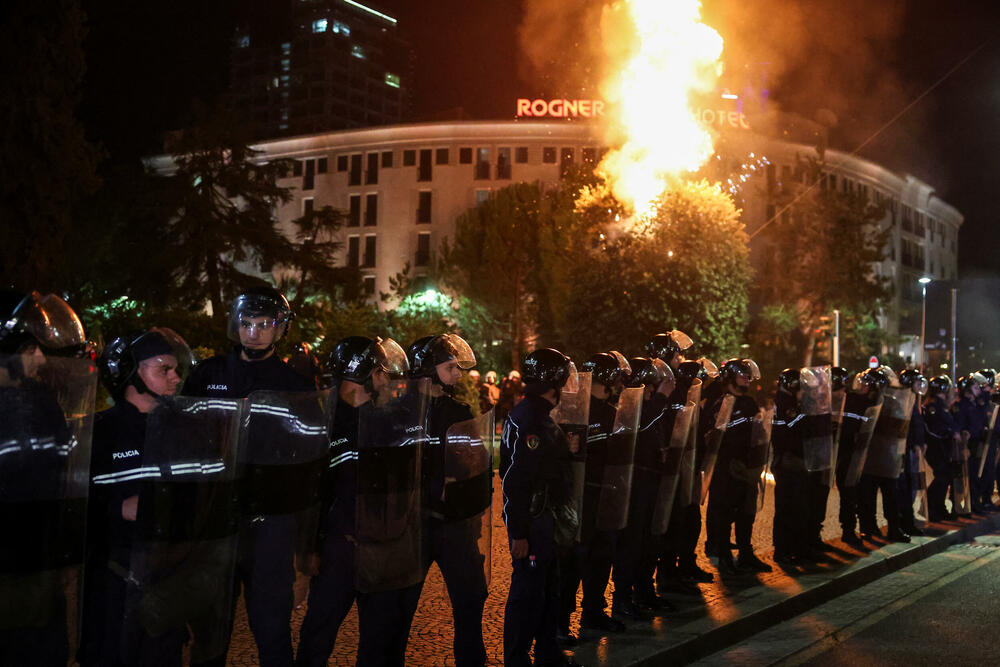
left=919, top=277, right=931, bottom=374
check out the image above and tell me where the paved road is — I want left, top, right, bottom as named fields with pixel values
left=226, top=476, right=878, bottom=665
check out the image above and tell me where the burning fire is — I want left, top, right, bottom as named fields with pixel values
left=596, top=0, right=724, bottom=219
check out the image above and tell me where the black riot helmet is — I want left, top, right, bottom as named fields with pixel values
left=899, top=368, right=928, bottom=396
left=719, top=358, right=761, bottom=386
left=645, top=330, right=694, bottom=365
left=407, top=333, right=476, bottom=391
left=1, top=290, right=85, bottom=355
left=581, top=352, right=629, bottom=389
left=328, top=336, right=409, bottom=386
left=522, top=348, right=577, bottom=393
left=956, top=372, right=988, bottom=395
left=675, top=359, right=705, bottom=386
left=831, top=367, right=850, bottom=392
left=978, top=368, right=996, bottom=389
left=99, top=328, right=194, bottom=400
left=777, top=368, right=801, bottom=394
left=927, top=375, right=953, bottom=399
left=852, top=367, right=891, bottom=395
left=227, top=285, right=294, bottom=359
left=625, top=357, right=674, bottom=389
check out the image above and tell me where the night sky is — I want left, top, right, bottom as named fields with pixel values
left=79, top=0, right=1000, bottom=275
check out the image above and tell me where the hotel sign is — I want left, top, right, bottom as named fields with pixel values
left=516, top=98, right=750, bottom=129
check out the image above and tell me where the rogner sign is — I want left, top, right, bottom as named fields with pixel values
left=515, top=98, right=751, bottom=130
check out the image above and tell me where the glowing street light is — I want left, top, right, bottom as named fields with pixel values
left=919, top=276, right=931, bottom=374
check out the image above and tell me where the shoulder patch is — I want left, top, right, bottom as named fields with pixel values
left=526, top=434, right=541, bottom=450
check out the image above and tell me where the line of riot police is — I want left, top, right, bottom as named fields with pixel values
left=6, top=284, right=1000, bottom=667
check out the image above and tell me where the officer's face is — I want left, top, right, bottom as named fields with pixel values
left=239, top=316, right=280, bottom=349
left=436, top=359, right=462, bottom=386
left=138, top=355, right=181, bottom=396
left=19, top=344, right=45, bottom=379
left=371, top=367, right=389, bottom=394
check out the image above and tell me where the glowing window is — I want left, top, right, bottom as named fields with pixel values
left=385, top=73, right=401, bottom=88
left=333, top=21, right=350, bottom=35
left=238, top=35, right=250, bottom=48
left=312, top=19, right=328, bottom=33
left=351, top=45, right=365, bottom=59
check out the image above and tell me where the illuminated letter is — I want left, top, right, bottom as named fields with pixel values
left=548, top=99, right=563, bottom=116
left=563, top=100, right=578, bottom=117
left=578, top=99, right=592, bottom=117
left=593, top=100, right=605, bottom=116
left=740, top=114, right=751, bottom=130
left=531, top=99, right=547, bottom=116
left=516, top=98, right=531, bottom=116
left=728, top=111, right=740, bottom=127
left=702, top=109, right=716, bottom=126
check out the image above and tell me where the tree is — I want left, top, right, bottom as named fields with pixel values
left=750, top=155, right=893, bottom=369
left=0, top=0, right=102, bottom=290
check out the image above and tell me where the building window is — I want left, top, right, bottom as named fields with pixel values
left=366, top=153, right=378, bottom=185
left=418, top=149, right=432, bottom=181
left=403, top=150, right=416, bottom=167
left=559, top=148, right=574, bottom=177
left=303, top=197, right=314, bottom=215
left=385, top=72, right=401, bottom=88
left=347, top=236, right=359, bottom=267
left=351, top=44, right=365, bottom=59
left=332, top=20, right=350, bottom=35
left=475, top=189, right=490, bottom=205
left=364, top=193, right=377, bottom=226
left=381, top=151, right=393, bottom=168
left=416, top=232, right=431, bottom=267
left=459, top=147, right=473, bottom=164
left=475, top=148, right=490, bottom=179
left=363, top=276, right=375, bottom=295
left=417, top=191, right=432, bottom=223
left=363, top=235, right=376, bottom=267
left=337, top=155, right=348, bottom=172
left=238, top=35, right=250, bottom=48
left=293, top=161, right=303, bottom=177
left=543, top=147, right=557, bottom=163
left=348, top=194, right=361, bottom=227
left=317, top=157, right=328, bottom=174
left=582, top=147, right=597, bottom=164
left=349, top=154, right=362, bottom=186
left=312, top=18, right=328, bottom=33
left=303, top=159, right=315, bottom=190
left=435, top=148, right=449, bottom=165
left=497, top=147, right=511, bottom=179
left=515, top=147, right=529, bottom=164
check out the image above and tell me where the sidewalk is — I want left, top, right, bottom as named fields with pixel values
left=225, top=480, right=999, bottom=666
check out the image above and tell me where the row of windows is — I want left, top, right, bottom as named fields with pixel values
left=345, top=233, right=431, bottom=271
left=301, top=190, right=432, bottom=226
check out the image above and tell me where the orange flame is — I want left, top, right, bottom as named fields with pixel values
left=596, top=0, right=724, bottom=219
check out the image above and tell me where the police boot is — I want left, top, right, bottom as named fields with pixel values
left=841, top=531, right=864, bottom=548
left=736, top=551, right=773, bottom=573
left=714, top=551, right=739, bottom=576
left=886, top=527, right=911, bottom=543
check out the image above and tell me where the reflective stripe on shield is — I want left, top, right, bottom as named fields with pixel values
left=127, top=396, right=244, bottom=664
left=0, top=356, right=96, bottom=661
left=651, top=402, right=693, bottom=535
left=700, top=393, right=735, bottom=505
left=863, top=388, right=914, bottom=478
left=596, top=386, right=642, bottom=531
left=551, top=372, right=591, bottom=544
left=843, top=402, right=882, bottom=488
left=444, top=410, right=495, bottom=586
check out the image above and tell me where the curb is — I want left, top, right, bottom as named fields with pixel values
left=571, top=513, right=1000, bottom=666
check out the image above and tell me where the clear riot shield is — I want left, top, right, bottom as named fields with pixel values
left=978, top=404, right=999, bottom=478
left=843, top=403, right=883, bottom=488
left=651, top=403, right=694, bottom=535
left=951, top=435, right=972, bottom=515
left=746, top=407, right=775, bottom=512
left=596, top=386, right=642, bottom=531
left=126, top=396, right=243, bottom=665
left=0, top=356, right=96, bottom=664
left=909, top=446, right=930, bottom=525
left=863, top=388, right=915, bottom=479
left=678, top=380, right=703, bottom=507
left=243, top=390, right=332, bottom=600
left=355, top=383, right=428, bottom=593
left=551, top=371, right=591, bottom=543
left=700, top=393, right=736, bottom=505
left=443, top=410, right=495, bottom=586
left=824, top=389, right=847, bottom=487
left=801, top=367, right=834, bottom=473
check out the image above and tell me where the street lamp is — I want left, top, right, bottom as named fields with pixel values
left=919, top=277, right=931, bottom=374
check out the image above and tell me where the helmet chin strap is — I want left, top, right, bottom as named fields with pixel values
left=242, top=343, right=274, bottom=360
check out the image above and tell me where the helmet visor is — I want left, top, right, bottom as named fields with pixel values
left=20, top=293, right=85, bottom=349
left=698, top=357, right=719, bottom=378
left=608, top=350, right=631, bottom=376
left=743, top=359, right=761, bottom=382
left=669, top=330, right=693, bottom=352
left=878, top=366, right=899, bottom=387
left=652, top=358, right=674, bottom=384
left=150, top=327, right=196, bottom=383
left=912, top=377, right=928, bottom=396
left=227, top=292, right=291, bottom=342
left=800, top=367, right=820, bottom=389
left=440, top=333, right=477, bottom=370
left=375, top=338, right=410, bottom=377
left=563, top=361, right=580, bottom=393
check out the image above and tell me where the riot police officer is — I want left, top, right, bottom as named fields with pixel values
left=82, top=329, right=190, bottom=665
left=644, top=330, right=693, bottom=374
left=805, top=366, right=849, bottom=550
left=896, top=369, right=928, bottom=536
left=772, top=369, right=810, bottom=564
left=704, top=358, right=771, bottom=574
left=1, top=290, right=92, bottom=666
left=559, top=352, right=627, bottom=639
left=399, top=334, right=489, bottom=667
left=183, top=286, right=313, bottom=667
left=297, top=335, right=421, bottom=666
left=924, top=375, right=958, bottom=521
left=500, top=348, right=581, bottom=667
left=955, top=373, right=989, bottom=514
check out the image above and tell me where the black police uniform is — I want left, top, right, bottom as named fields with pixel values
left=658, top=383, right=702, bottom=584
left=923, top=394, right=957, bottom=520
left=399, top=392, right=489, bottom=667
left=500, top=391, right=573, bottom=667
left=835, top=392, right=878, bottom=538
left=613, top=391, right=668, bottom=608
left=704, top=391, right=759, bottom=563
left=955, top=395, right=987, bottom=511
left=896, top=401, right=926, bottom=533
left=183, top=349, right=313, bottom=667
left=771, top=389, right=809, bottom=559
